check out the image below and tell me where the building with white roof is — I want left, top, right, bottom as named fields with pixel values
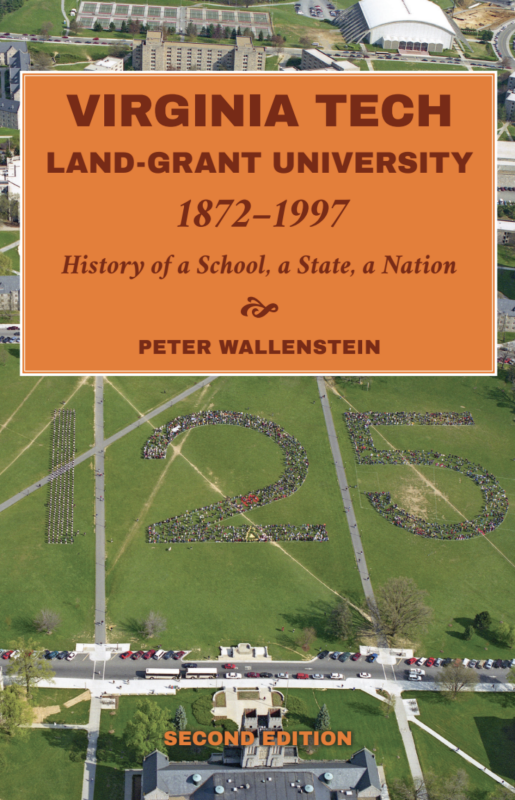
left=300, top=49, right=360, bottom=70
left=335, top=0, right=455, bottom=53
left=84, top=56, right=124, bottom=72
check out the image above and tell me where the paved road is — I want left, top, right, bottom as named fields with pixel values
left=0, top=240, right=19, bottom=253
left=17, top=652, right=514, bottom=685
left=316, top=377, right=380, bottom=618
left=94, top=377, right=106, bottom=646
left=495, top=20, right=515, bottom=67
left=0, top=376, right=217, bottom=516
left=81, top=696, right=101, bottom=800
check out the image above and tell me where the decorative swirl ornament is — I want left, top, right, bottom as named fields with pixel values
left=241, top=297, right=279, bottom=318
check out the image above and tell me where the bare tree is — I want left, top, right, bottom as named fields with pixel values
left=296, top=627, right=316, bottom=652
left=141, top=611, right=166, bottom=639
left=327, top=601, right=353, bottom=641
left=31, top=51, right=53, bottom=70
left=368, top=577, right=433, bottom=644
left=390, top=777, right=427, bottom=800
left=40, top=21, right=53, bottom=36
left=392, top=770, right=468, bottom=800
left=34, top=609, right=61, bottom=634
left=434, top=661, right=479, bottom=699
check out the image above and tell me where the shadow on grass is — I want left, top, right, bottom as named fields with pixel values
left=93, top=764, right=125, bottom=800
left=118, top=618, right=144, bottom=639
left=280, top=599, right=363, bottom=648
left=8, top=347, right=19, bottom=359
left=475, top=717, right=515, bottom=782
left=41, top=728, right=88, bottom=762
left=446, top=618, right=513, bottom=649
left=12, top=614, right=40, bottom=636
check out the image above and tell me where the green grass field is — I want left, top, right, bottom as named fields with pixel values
left=410, top=723, right=504, bottom=799
left=404, top=691, right=515, bottom=784
left=267, top=6, right=342, bottom=48
left=0, top=231, right=20, bottom=249
left=373, top=61, right=467, bottom=71
left=1, top=0, right=66, bottom=36
left=0, top=729, right=87, bottom=800
left=0, top=311, right=19, bottom=323
left=498, top=246, right=515, bottom=269
left=29, top=688, right=91, bottom=725
left=104, top=377, right=364, bottom=657
left=328, top=376, right=515, bottom=658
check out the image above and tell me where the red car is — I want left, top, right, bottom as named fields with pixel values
left=350, top=653, right=361, bottom=661
left=2, top=650, right=13, bottom=659
left=425, top=658, right=436, bottom=667
left=120, top=651, right=133, bottom=659
left=131, top=650, right=144, bottom=660
left=7, top=326, right=19, bottom=330
left=246, top=672, right=260, bottom=678
left=173, top=650, right=186, bottom=660
left=296, top=673, right=309, bottom=679
left=223, top=663, right=236, bottom=669
left=143, top=650, right=156, bottom=660
left=406, top=657, right=417, bottom=665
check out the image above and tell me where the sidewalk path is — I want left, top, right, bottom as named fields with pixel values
left=95, top=377, right=106, bottom=646
left=316, top=377, right=379, bottom=612
left=394, top=694, right=426, bottom=787
left=410, top=717, right=515, bottom=794
left=0, top=239, right=19, bottom=253
left=81, top=695, right=102, bottom=800
left=0, top=376, right=217, bottom=516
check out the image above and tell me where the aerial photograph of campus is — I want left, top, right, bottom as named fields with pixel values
left=0, top=0, right=514, bottom=794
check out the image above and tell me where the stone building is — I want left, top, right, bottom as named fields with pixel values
left=498, top=297, right=515, bottom=333
left=0, top=276, right=20, bottom=312
left=497, top=219, right=515, bottom=247
left=0, top=42, right=31, bottom=128
left=132, top=31, right=265, bottom=71
left=300, top=49, right=360, bottom=71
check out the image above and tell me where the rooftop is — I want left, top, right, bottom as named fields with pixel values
left=359, top=0, right=454, bottom=33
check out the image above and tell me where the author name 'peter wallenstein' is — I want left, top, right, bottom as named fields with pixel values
left=138, top=339, right=381, bottom=356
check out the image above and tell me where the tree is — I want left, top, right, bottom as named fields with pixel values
left=0, top=252, right=13, bottom=275
left=186, top=22, right=197, bottom=39
left=488, top=788, right=515, bottom=800
left=392, top=770, right=468, bottom=800
left=314, top=703, right=330, bottom=732
left=258, top=30, right=264, bottom=41
left=434, top=661, right=479, bottom=699
left=125, top=698, right=169, bottom=759
left=174, top=705, right=187, bottom=731
left=109, top=22, right=116, bottom=31
left=108, top=44, right=129, bottom=58
left=40, top=21, right=53, bottom=36
left=31, top=51, right=53, bottom=70
left=0, top=685, right=33, bottom=735
left=473, top=611, right=492, bottom=630
left=368, top=577, right=433, bottom=644
left=120, top=20, right=128, bottom=32
left=296, top=627, right=316, bottom=652
left=299, top=36, right=311, bottom=46
left=496, top=621, right=515, bottom=648
left=69, top=18, right=79, bottom=33
left=34, top=609, right=61, bottom=634
left=377, top=689, right=396, bottom=718
left=128, top=19, right=140, bottom=35
left=327, top=601, right=353, bottom=641
left=6, top=640, right=56, bottom=698
left=464, top=625, right=473, bottom=641
left=93, top=21, right=103, bottom=32
left=141, top=611, right=166, bottom=639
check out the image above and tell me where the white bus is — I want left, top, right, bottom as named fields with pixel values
left=184, top=667, right=218, bottom=679
left=145, top=668, right=181, bottom=680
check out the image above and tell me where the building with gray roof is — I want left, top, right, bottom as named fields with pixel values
left=139, top=747, right=383, bottom=800
left=0, top=41, right=31, bottom=128
left=0, top=274, right=20, bottom=311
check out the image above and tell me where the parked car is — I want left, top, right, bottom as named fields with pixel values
left=7, top=325, right=19, bottom=330
left=330, top=652, right=341, bottom=660
left=425, top=658, right=436, bottom=667
left=131, top=650, right=144, bottom=660
left=225, top=672, right=242, bottom=679
left=153, top=650, right=166, bottom=660
left=442, top=658, right=453, bottom=666
left=2, top=650, right=13, bottom=659
left=416, top=657, right=426, bottom=666
left=173, top=651, right=186, bottom=659
left=409, top=669, right=425, bottom=676
left=358, top=672, right=371, bottom=678
left=46, top=651, right=59, bottom=660
left=469, top=660, right=477, bottom=668
left=367, top=653, right=379, bottom=663
left=276, top=673, right=289, bottom=678
left=493, top=659, right=503, bottom=668
left=260, top=672, right=273, bottom=678
left=246, top=672, right=260, bottom=678
left=57, top=651, right=68, bottom=660
left=311, top=673, right=324, bottom=679
left=475, top=660, right=484, bottom=669
left=409, top=674, right=422, bottom=681
left=143, top=650, right=156, bottom=660
left=318, top=651, right=329, bottom=659
left=330, top=673, right=344, bottom=679
left=406, top=657, right=417, bottom=665
left=461, top=658, right=470, bottom=667
left=183, top=663, right=198, bottom=669
left=350, top=653, right=361, bottom=661
left=296, top=673, right=309, bottom=679
left=434, top=658, right=443, bottom=667
left=120, top=651, right=133, bottom=659
left=484, top=659, right=494, bottom=669
left=223, top=663, right=236, bottom=669
left=66, top=651, right=76, bottom=661
left=163, top=651, right=174, bottom=660
left=502, top=660, right=511, bottom=669
left=339, top=652, right=351, bottom=662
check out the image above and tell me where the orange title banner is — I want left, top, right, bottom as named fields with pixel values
left=22, top=72, right=495, bottom=375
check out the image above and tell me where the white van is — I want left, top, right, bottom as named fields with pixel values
left=330, top=673, right=345, bottom=680
left=153, top=649, right=166, bottom=660
left=461, top=658, right=470, bottom=667
left=408, top=674, right=422, bottom=681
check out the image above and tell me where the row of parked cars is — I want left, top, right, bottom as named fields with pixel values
left=318, top=650, right=379, bottom=663
left=0, top=649, right=76, bottom=660
left=0, top=335, right=20, bottom=344
left=120, top=649, right=186, bottom=660
left=406, top=656, right=515, bottom=669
